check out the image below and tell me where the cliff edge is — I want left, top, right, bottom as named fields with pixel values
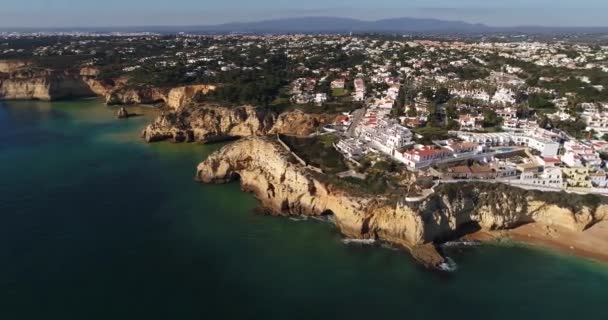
left=141, top=105, right=331, bottom=143
left=196, top=137, right=608, bottom=268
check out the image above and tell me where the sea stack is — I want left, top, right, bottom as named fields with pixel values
left=116, top=107, right=130, bottom=119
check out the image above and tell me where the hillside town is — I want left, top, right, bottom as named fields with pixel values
left=3, top=33, right=608, bottom=196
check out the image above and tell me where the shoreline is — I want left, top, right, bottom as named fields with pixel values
left=467, top=221, right=608, bottom=265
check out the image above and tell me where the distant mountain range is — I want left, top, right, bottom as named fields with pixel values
left=5, top=17, right=608, bottom=34
left=199, top=17, right=489, bottom=34
left=156, top=17, right=608, bottom=35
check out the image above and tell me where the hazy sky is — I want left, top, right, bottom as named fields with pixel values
left=2, top=0, right=608, bottom=28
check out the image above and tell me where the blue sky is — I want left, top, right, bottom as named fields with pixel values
left=2, top=0, right=608, bottom=28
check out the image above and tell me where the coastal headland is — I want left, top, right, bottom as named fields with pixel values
left=195, top=136, right=608, bottom=269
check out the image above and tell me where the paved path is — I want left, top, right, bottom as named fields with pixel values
left=346, top=108, right=366, bottom=138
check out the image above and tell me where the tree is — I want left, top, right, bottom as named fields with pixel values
left=407, top=105, right=417, bottom=117
left=528, top=93, right=555, bottom=110
left=482, top=109, right=503, bottom=128
left=435, top=87, right=451, bottom=104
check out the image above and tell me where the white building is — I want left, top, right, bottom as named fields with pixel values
left=336, top=138, right=365, bottom=160
left=519, top=166, right=563, bottom=189
left=453, top=131, right=560, bottom=157
left=360, top=119, right=413, bottom=155
left=314, top=93, right=328, bottom=105
left=562, top=141, right=602, bottom=169
left=491, top=87, right=516, bottom=105
left=591, top=171, right=608, bottom=188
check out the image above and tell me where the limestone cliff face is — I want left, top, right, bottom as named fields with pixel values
left=166, top=84, right=216, bottom=110
left=196, top=137, right=608, bottom=266
left=104, top=84, right=216, bottom=108
left=0, top=60, right=216, bottom=108
left=0, top=60, right=30, bottom=73
left=105, top=86, right=168, bottom=105
left=141, top=105, right=277, bottom=142
left=141, top=105, right=330, bottom=143
left=84, top=78, right=113, bottom=96
left=0, top=69, right=96, bottom=100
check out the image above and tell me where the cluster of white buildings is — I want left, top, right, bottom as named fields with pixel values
left=452, top=130, right=561, bottom=157
left=449, top=87, right=516, bottom=105
left=562, top=141, right=603, bottom=169
left=580, top=102, right=608, bottom=137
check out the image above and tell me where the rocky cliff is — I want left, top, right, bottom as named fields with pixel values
left=0, top=61, right=102, bottom=101
left=166, top=84, right=216, bottom=110
left=0, top=60, right=30, bottom=73
left=0, top=60, right=216, bottom=107
left=104, top=84, right=216, bottom=108
left=105, top=86, right=168, bottom=105
left=141, top=105, right=331, bottom=143
left=196, top=137, right=608, bottom=268
left=0, top=67, right=98, bottom=101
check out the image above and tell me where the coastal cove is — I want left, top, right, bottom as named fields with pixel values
left=1, top=99, right=608, bottom=319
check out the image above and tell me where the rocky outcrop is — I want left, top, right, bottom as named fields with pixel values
left=196, top=137, right=608, bottom=268
left=141, top=105, right=330, bottom=143
left=166, top=84, right=216, bottom=110
left=270, top=110, right=333, bottom=136
left=116, top=107, right=131, bottom=119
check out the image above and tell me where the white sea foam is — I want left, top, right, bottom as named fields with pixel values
left=289, top=217, right=309, bottom=222
left=311, top=216, right=334, bottom=223
left=438, top=257, right=458, bottom=272
left=342, top=238, right=376, bottom=245
left=441, top=241, right=481, bottom=248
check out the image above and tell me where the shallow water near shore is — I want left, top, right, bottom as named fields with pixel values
left=1, top=99, right=607, bottom=320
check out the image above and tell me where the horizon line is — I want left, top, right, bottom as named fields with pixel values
left=2, top=16, right=608, bottom=31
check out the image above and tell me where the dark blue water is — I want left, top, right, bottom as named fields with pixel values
left=1, top=99, right=607, bottom=319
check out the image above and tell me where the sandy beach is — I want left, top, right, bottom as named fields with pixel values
left=467, top=221, right=608, bottom=264
left=508, top=221, right=608, bottom=264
